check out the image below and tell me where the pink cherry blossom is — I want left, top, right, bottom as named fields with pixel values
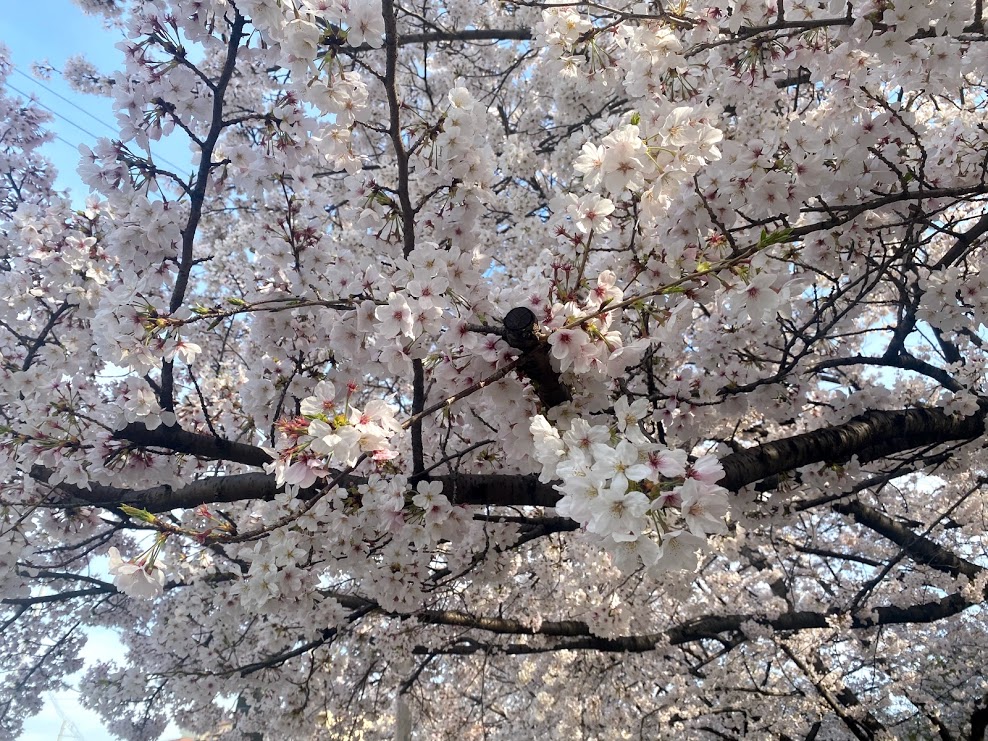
left=107, top=546, right=166, bottom=599
left=2, top=5, right=987, bottom=739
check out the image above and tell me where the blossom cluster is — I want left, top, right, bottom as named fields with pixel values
left=432, top=86, right=497, bottom=190
left=225, top=473, right=490, bottom=614
left=526, top=270, right=650, bottom=382
left=0, top=45, right=54, bottom=216
left=574, top=112, right=723, bottom=218
left=107, top=544, right=166, bottom=600
left=264, top=380, right=403, bottom=489
left=530, top=398, right=730, bottom=574
left=918, top=263, right=988, bottom=334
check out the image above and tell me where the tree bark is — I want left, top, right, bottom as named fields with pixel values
left=50, top=406, right=981, bottom=515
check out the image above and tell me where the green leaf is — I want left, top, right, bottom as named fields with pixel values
left=119, top=504, right=158, bottom=524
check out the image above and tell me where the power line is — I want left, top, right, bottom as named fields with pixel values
left=12, top=65, right=117, bottom=135
left=5, top=76, right=189, bottom=174
left=6, top=80, right=105, bottom=141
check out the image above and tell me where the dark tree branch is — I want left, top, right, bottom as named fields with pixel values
left=833, top=498, right=982, bottom=579
left=972, top=694, right=988, bottom=741
left=33, top=467, right=558, bottom=513
left=1, top=587, right=113, bottom=607
left=21, top=300, right=74, bottom=372
left=779, top=645, right=875, bottom=741
left=235, top=603, right=376, bottom=677
left=409, top=588, right=986, bottom=656
left=719, top=407, right=985, bottom=492
left=810, top=354, right=963, bottom=393
left=161, top=10, right=246, bottom=412
left=340, top=28, right=533, bottom=54
left=112, top=422, right=269, bottom=467
left=934, top=210, right=988, bottom=269
left=381, top=0, right=426, bottom=479
left=40, top=407, right=985, bottom=518
left=503, top=307, right=571, bottom=409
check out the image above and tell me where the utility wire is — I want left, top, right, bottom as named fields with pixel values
left=6, top=80, right=105, bottom=141
left=13, top=65, right=117, bottom=135
left=6, top=76, right=189, bottom=174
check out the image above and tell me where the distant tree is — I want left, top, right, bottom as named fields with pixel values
left=2, top=1, right=987, bottom=738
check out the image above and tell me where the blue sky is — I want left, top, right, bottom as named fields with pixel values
left=1, top=1, right=122, bottom=201
left=2, top=4, right=187, bottom=739
left=1, top=1, right=191, bottom=205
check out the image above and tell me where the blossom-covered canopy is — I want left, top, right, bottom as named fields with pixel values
left=2, top=0, right=987, bottom=738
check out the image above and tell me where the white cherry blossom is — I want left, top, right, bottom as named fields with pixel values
left=2, top=3, right=987, bottom=739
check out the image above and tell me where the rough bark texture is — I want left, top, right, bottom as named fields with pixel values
left=53, top=406, right=982, bottom=515
left=503, top=307, right=572, bottom=409
left=718, top=407, right=985, bottom=491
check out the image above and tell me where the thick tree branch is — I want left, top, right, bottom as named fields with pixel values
left=409, top=588, right=985, bottom=656
left=503, top=307, right=571, bottom=408
left=834, top=498, right=982, bottom=579
left=934, top=210, right=988, bottom=269
left=112, top=422, right=269, bottom=467
left=339, top=27, right=533, bottom=54
left=719, top=407, right=984, bottom=492
left=35, top=467, right=557, bottom=513
left=44, top=407, right=985, bottom=517
left=972, top=694, right=988, bottom=741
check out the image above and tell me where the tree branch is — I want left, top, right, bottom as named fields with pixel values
left=833, top=498, right=982, bottom=579
left=112, top=422, right=269, bottom=467
left=42, top=407, right=985, bottom=517
left=161, top=9, right=246, bottom=412
left=719, top=407, right=984, bottom=492
left=409, top=588, right=984, bottom=656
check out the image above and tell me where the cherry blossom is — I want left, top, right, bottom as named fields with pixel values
left=107, top=545, right=166, bottom=600
left=677, top=478, right=730, bottom=536
left=2, top=1, right=988, bottom=739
